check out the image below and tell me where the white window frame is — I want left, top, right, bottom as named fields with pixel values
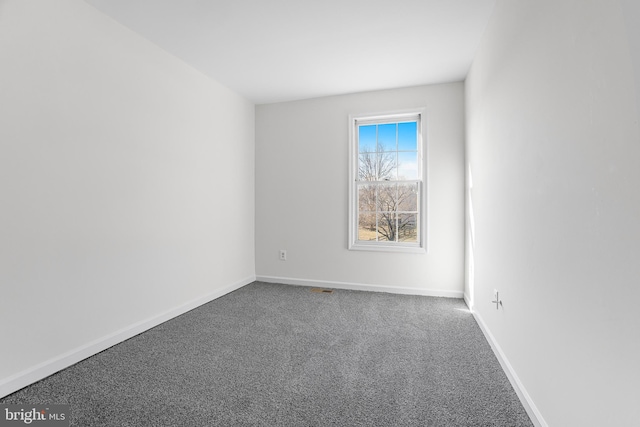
left=348, top=108, right=427, bottom=253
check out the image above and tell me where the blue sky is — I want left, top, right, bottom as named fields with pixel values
left=358, top=121, right=417, bottom=152
left=358, top=121, right=418, bottom=180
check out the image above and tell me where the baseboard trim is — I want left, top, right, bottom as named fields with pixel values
left=471, top=310, right=548, bottom=427
left=463, top=292, right=472, bottom=310
left=256, top=275, right=463, bottom=298
left=0, top=275, right=255, bottom=399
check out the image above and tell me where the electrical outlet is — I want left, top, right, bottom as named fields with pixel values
left=492, top=289, right=502, bottom=309
left=279, top=250, right=287, bottom=261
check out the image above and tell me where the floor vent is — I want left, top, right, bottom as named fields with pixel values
left=310, top=288, right=334, bottom=294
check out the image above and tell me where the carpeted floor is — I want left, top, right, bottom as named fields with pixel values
left=1, top=282, right=533, bottom=426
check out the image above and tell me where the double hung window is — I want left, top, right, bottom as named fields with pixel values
left=349, top=110, right=425, bottom=252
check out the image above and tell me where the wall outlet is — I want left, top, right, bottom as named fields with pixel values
left=279, top=250, right=287, bottom=261
left=492, top=289, right=502, bottom=309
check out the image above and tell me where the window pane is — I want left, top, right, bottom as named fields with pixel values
left=358, top=213, right=377, bottom=241
left=398, top=121, right=417, bottom=151
left=377, top=123, right=397, bottom=151
left=358, top=152, right=377, bottom=181
left=398, top=213, right=418, bottom=242
left=359, top=125, right=376, bottom=152
left=377, top=212, right=397, bottom=242
left=397, top=183, right=418, bottom=211
left=376, top=183, right=397, bottom=212
left=351, top=113, right=423, bottom=250
left=376, top=150, right=396, bottom=180
left=358, top=184, right=376, bottom=212
left=397, top=151, right=418, bottom=180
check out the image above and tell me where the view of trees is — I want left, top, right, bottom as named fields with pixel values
left=357, top=142, right=418, bottom=243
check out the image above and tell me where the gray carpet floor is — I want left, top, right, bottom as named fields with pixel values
left=1, top=282, right=534, bottom=426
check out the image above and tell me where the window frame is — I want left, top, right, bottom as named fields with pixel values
left=348, top=108, right=427, bottom=253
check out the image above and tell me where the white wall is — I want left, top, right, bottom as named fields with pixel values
left=621, top=0, right=640, bottom=114
left=256, top=84, right=465, bottom=296
left=0, top=0, right=255, bottom=396
left=465, top=1, right=640, bottom=426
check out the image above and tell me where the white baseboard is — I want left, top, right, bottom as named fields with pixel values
left=463, top=292, right=472, bottom=310
left=471, top=309, right=548, bottom=427
left=256, top=275, right=463, bottom=298
left=0, top=275, right=255, bottom=399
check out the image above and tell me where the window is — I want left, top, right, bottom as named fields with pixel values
left=349, top=110, right=425, bottom=252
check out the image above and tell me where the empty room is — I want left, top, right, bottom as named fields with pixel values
left=1, top=0, right=639, bottom=426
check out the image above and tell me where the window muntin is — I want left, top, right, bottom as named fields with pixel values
left=349, top=111, right=425, bottom=252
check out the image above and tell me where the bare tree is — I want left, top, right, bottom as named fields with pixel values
left=358, top=142, right=395, bottom=181
left=358, top=144, right=417, bottom=242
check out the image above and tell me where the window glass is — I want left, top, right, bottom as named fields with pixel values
left=350, top=112, right=424, bottom=251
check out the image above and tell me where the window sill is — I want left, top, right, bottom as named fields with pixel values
left=348, top=242, right=426, bottom=254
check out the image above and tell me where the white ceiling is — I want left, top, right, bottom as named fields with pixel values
left=85, top=0, right=496, bottom=104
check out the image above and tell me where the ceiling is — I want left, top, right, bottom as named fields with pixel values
left=85, top=0, right=496, bottom=104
